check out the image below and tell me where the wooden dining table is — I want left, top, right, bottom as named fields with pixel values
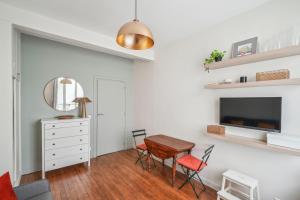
left=144, top=134, right=195, bottom=186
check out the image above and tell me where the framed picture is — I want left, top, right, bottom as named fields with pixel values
left=232, top=37, right=258, bottom=58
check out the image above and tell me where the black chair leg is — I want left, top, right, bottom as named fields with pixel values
left=178, top=169, right=205, bottom=199
left=135, top=150, right=145, bottom=169
left=135, top=155, right=140, bottom=164
left=189, top=178, right=199, bottom=199
left=178, top=171, right=196, bottom=189
left=135, top=150, right=141, bottom=164
left=135, top=158, right=139, bottom=164
left=150, top=154, right=156, bottom=168
left=139, top=157, right=145, bottom=169
left=196, top=173, right=206, bottom=191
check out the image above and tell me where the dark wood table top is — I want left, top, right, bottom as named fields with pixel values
left=145, top=134, right=195, bottom=153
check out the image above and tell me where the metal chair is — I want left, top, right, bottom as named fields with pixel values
left=176, top=144, right=214, bottom=199
left=132, top=129, right=156, bottom=169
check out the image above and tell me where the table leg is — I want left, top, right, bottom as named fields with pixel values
left=162, top=159, right=165, bottom=167
left=172, top=156, right=177, bottom=186
left=147, top=152, right=151, bottom=171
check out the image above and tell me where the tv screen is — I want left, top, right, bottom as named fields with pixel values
left=220, top=97, right=282, bottom=132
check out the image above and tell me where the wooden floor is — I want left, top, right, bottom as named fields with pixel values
left=21, top=149, right=217, bottom=200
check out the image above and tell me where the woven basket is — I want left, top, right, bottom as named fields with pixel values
left=256, top=69, right=290, bottom=81
left=207, top=125, right=225, bottom=135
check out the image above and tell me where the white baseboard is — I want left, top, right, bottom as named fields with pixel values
left=13, top=173, right=22, bottom=186
left=21, top=168, right=41, bottom=175
left=201, top=176, right=220, bottom=191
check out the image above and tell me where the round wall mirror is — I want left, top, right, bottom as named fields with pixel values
left=43, top=77, right=84, bottom=112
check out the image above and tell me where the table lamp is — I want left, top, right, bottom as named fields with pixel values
left=73, top=97, right=92, bottom=118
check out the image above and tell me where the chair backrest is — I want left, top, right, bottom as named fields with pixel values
left=198, top=144, right=214, bottom=171
left=132, top=129, right=147, bottom=147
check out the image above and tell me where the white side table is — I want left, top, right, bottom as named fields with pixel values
left=217, top=170, right=260, bottom=200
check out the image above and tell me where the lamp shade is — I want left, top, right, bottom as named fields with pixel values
left=72, top=97, right=91, bottom=118
left=116, top=19, right=154, bottom=50
left=73, top=97, right=92, bottom=103
left=60, top=78, right=72, bottom=84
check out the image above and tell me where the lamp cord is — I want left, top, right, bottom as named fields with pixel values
left=134, top=0, right=137, bottom=20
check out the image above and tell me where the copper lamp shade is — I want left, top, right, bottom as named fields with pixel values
left=116, top=19, right=154, bottom=50
left=116, top=0, right=154, bottom=50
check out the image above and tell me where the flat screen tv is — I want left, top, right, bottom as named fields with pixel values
left=220, top=97, right=282, bottom=133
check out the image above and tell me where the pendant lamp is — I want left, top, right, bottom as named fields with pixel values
left=116, top=0, right=154, bottom=50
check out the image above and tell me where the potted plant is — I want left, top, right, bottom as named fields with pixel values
left=203, top=49, right=226, bottom=72
left=211, top=49, right=226, bottom=62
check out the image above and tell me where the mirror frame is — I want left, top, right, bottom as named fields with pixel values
left=43, top=77, right=84, bottom=112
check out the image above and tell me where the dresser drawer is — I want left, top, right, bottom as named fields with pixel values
left=44, top=121, right=89, bottom=129
left=45, top=153, right=89, bottom=171
left=45, top=126, right=88, bottom=140
left=45, top=135, right=89, bottom=150
left=45, top=144, right=89, bottom=160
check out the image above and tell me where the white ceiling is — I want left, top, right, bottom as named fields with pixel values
left=0, top=0, right=271, bottom=47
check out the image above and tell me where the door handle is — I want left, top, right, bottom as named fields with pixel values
left=97, top=113, right=104, bottom=116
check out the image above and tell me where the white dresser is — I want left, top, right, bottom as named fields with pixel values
left=41, top=117, right=91, bottom=178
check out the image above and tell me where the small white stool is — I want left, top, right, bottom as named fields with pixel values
left=217, top=170, right=260, bottom=200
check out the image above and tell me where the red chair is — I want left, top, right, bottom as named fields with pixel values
left=176, top=145, right=214, bottom=198
left=132, top=129, right=156, bottom=169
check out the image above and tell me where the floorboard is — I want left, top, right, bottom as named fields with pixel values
left=21, top=149, right=217, bottom=200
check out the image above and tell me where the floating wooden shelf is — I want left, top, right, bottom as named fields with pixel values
left=205, top=45, right=300, bottom=70
left=205, top=78, right=300, bottom=89
left=205, top=133, right=300, bottom=156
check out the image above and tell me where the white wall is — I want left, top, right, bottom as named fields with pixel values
left=0, top=0, right=152, bottom=182
left=12, top=30, right=22, bottom=185
left=134, top=0, right=300, bottom=199
left=21, top=34, right=134, bottom=174
left=0, top=20, right=13, bottom=178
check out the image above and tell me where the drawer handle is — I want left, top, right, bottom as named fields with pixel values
left=52, top=133, right=55, bottom=135
left=80, top=139, right=83, bottom=142
left=80, top=148, right=83, bottom=151
left=80, top=123, right=82, bottom=125
left=52, top=163, right=56, bottom=166
left=80, top=130, right=83, bottom=132
left=52, top=143, right=55, bottom=146
left=80, top=157, right=83, bottom=160
left=52, top=153, right=56, bottom=156
left=52, top=125, right=55, bottom=128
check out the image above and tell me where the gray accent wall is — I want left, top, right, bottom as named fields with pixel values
left=21, top=34, right=134, bottom=174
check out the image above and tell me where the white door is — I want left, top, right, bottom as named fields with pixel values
left=96, top=79, right=126, bottom=156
